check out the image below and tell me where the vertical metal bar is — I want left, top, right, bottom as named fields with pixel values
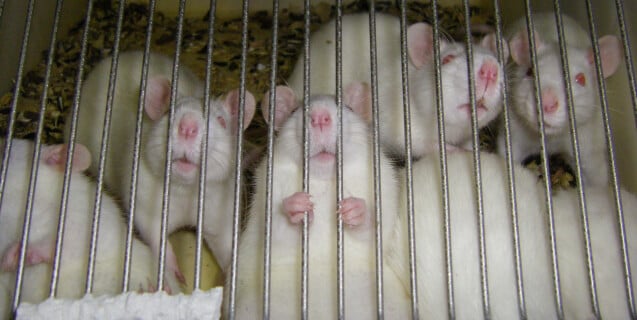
left=85, top=0, right=127, bottom=294
left=429, top=1, right=454, bottom=318
left=521, top=2, right=564, bottom=318
left=301, top=0, right=311, bottom=318
left=227, top=0, right=250, bottom=318
left=15, top=0, right=63, bottom=305
left=157, top=0, right=187, bottom=290
left=33, top=0, right=65, bottom=296
left=583, top=0, right=636, bottom=317
left=334, top=0, right=344, bottom=318
left=51, top=0, right=94, bottom=299
left=397, top=0, right=419, bottom=318
left=550, top=6, right=601, bottom=318
left=612, top=0, right=637, bottom=316
left=0, top=0, right=37, bottom=217
left=612, top=0, right=637, bottom=128
left=262, top=0, right=279, bottom=316
left=492, top=0, right=527, bottom=318
left=461, top=1, right=490, bottom=318
left=195, top=0, right=218, bottom=291
left=368, top=2, right=385, bottom=319
left=123, top=0, right=157, bottom=292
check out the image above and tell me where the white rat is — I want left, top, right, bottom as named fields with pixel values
left=0, top=139, right=179, bottom=320
left=386, top=151, right=637, bottom=319
left=230, top=82, right=410, bottom=319
left=286, top=13, right=508, bottom=160
left=497, top=12, right=623, bottom=186
left=66, top=51, right=256, bottom=282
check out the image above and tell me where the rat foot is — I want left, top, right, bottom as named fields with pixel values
left=339, top=197, right=367, bottom=227
left=283, top=192, right=314, bottom=225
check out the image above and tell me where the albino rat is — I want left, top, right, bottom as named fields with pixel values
left=230, top=83, right=409, bottom=319
left=66, top=51, right=256, bottom=282
left=286, top=13, right=508, bottom=160
left=497, top=13, right=623, bottom=186
left=386, top=151, right=637, bottom=319
left=0, top=139, right=179, bottom=320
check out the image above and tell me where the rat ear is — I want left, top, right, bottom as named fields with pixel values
left=480, top=33, right=510, bottom=61
left=261, top=86, right=298, bottom=130
left=41, top=143, right=91, bottom=173
left=509, top=29, right=544, bottom=66
left=344, top=82, right=372, bottom=123
left=588, top=35, right=622, bottom=78
left=407, top=22, right=434, bottom=69
left=221, top=88, right=257, bottom=131
left=144, top=77, right=172, bottom=121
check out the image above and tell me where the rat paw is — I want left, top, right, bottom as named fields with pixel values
left=1, top=243, right=20, bottom=271
left=283, top=192, right=314, bottom=225
left=339, top=197, right=367, bottom=227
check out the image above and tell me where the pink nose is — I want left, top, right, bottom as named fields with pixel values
left=541, top=90, right=559, bottom=114
left=311, top=109, right=332, bottom=131
left=478, top=60, right=499, bottom=83
left=178, top=115, right=199, bottom=141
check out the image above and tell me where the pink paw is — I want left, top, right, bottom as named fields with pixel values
left=1, top=243, right=20, bottom=271
left=339, top=197, right=367, bottom=228
left=1, top=243, right=51, bottom=271
left=283, top=192, right=314, bottom=225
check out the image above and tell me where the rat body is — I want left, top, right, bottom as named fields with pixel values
left=286, top=13, right=507, bottom=160
left=497, top=13, right=622, bottom=186
left=387, top=151, right=637, bottom=319
left=230, top=83, right=409, bottom=319
left=65, top=51, right=256, bottom=282
left=0, top=139, right=179, bottom=320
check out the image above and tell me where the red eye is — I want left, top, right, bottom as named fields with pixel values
left=442, top=54, right=455, bottom=65
left=575, top=73, right=586, bottom=86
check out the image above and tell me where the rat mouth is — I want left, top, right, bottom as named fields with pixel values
left=173, top=157, right=199, bottom=174
left=458, top=101, right=488, bottom=118
left=310, top=150, right=336, bottom=163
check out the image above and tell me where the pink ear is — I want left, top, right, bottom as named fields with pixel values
left=144, top=77, right=172, bottom=121
left=41, top=143, right=91, bottom=173
left=261, top=86, right=298, bottom=130
left=407, top=22, right=434, bottom=69
left=344, top=82, right=372, bottom=123
left=222, top=89, right=257, bottom=131
left=509, top=29, right=543, bottom=66
left=480, top=33, right=510, bottom=61
left=588, top=35, right=622, bottom=78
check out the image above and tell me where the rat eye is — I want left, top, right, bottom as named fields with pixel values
left=575, top=73, right=586, bottom=86
left=442, top=54, right=455, bottom=65
left=526, top=67, right=534, bottom=77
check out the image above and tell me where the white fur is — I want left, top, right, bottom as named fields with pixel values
left=0, top=139, right=179, bottom=320
left=231, top=92, right=409, bottom=319
left=286, top=13, right=506, bottom=159
left=66, top=51, right=250, bottom=277
left=387, top=151, right=637, bottom=319
left=498, top=13, right=622, bottom=186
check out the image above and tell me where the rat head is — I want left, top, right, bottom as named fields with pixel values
left=262, top=82, right=372, bottom=178
left=407, top=23, right=507, bottom=132
left=143, top=77, right=256, bottom=185
left=508, top=29, right=622, bottom=135
left=0, top=139, right=91, bottom=219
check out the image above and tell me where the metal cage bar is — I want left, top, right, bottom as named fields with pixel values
left=123, top=0, right=157, bottom=292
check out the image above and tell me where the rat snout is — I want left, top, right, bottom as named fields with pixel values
left=311, top=109, right=332, bottom=131
left=541, top=89, right=559, bottom=115
left=177, top=112, right=200, bottom=142
left=476, top=59, right=499, bottom=96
